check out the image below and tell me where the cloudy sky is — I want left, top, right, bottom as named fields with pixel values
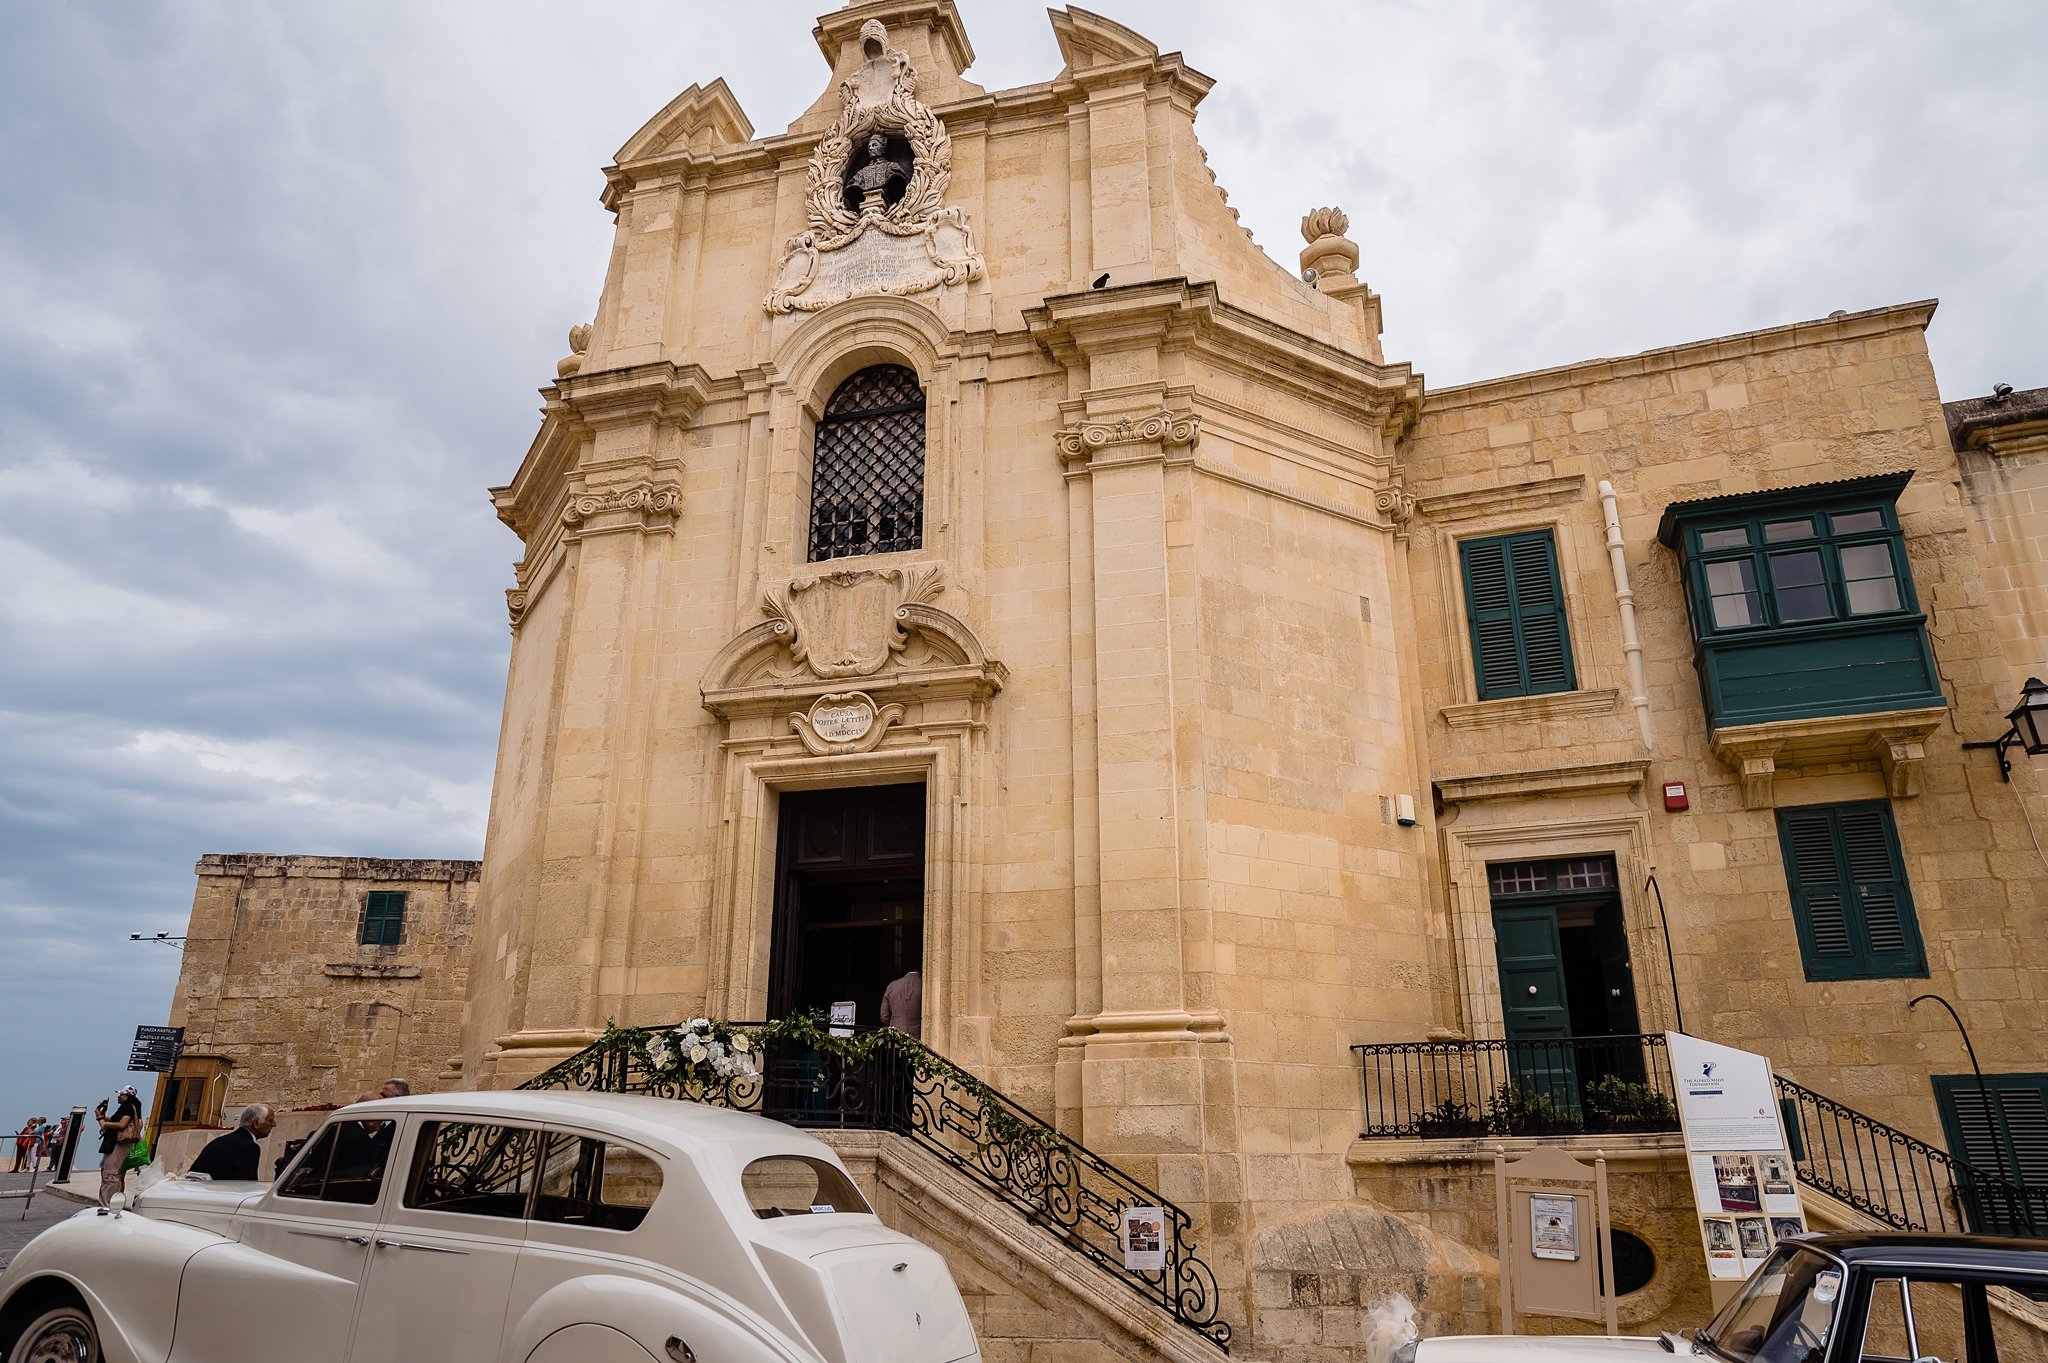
left=2, top=1, right=2042, bottom=1127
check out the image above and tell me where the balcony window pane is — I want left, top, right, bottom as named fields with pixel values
left=1706, top=558, right=1763, bottom=628
left=1764, top=518, right=1814, bottom=542
left=1699, top=527, right=1750, bottom=550
left=1769, top=551, right=1833, bottom=621
left=1830, top=509, right=1883, bottom=534
left=1842, top=543, right=1902, bottom=615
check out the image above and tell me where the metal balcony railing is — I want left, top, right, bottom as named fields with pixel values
left=1352, top=1033, right=1680, bottom=1139
left=1351, top=1034, right=2042, bottom=1239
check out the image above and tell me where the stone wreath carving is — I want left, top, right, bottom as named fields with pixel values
left=764, top=19, right=984, bottom=314
left=1053, top=409, right=1202, bottom=462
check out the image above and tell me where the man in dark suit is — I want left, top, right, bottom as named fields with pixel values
left=188, top=1103, right=276, bottom=1182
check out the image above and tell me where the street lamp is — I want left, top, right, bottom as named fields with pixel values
left=1907, top=993, right=2008, bottom=1195
left=129, top=932, right=186, bottom=950
left=1964, top=676, right=2048, bottom=781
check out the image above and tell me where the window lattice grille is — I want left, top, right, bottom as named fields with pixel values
left=808, top=364, right=925, bottom=562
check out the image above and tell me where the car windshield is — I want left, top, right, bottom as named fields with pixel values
left=741, top=1154, right=870, bottom=1219
left=1700, top=1245, right=1843, bottom=1363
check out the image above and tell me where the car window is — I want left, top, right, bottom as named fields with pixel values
left=1861, top=1278, right=1916, bottom=1363
left=533, top=1130, right=661, bottom=1232
left=275, top=1119, right=394, bottom=1206
left=741, top=1154, right=870, bottom=1219
left=406, top=1121, right=538, bottom=1219
left=1703, top=1245, right=1841, bottom=1363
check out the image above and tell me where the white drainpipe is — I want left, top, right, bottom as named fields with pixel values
left=1599, top=480, right=1655, bottom=749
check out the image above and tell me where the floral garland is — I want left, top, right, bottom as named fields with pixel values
left=594, top=1014, right=1067, bottom=1154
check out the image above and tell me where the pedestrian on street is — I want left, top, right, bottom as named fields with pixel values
left=36, top=1119, right=59, bottom=1173
left=188, top=1104, right=275, bottom=1182
left=94, top=1087, right=143, bottom=1206
left=11, top=1117, right=38, bottom=1173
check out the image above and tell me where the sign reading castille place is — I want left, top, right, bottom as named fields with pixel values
left=808, top=692, right=877, bottom=744
left=128, top=1024, right=186, bottom=1074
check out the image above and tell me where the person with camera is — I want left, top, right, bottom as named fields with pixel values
left=94, top=1085, right=144, bottom=1206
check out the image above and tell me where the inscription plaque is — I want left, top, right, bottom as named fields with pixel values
left=809, top=692, right=878, bottom=744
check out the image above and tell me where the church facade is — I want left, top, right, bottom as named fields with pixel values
left=443, top=0, right=2047, bottom=1351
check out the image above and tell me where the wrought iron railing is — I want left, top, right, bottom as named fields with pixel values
left=1775, top=1075, right=2043, bottom=1237
left=1353, top=1033, right=1680, bottom=1139
left=524, top=1022, right=1232, bottom=1352
left=1351, top=1034, right=2041, bottom=1237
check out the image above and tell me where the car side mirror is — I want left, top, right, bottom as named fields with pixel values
left=108, top=1193, right=127, bottom=1214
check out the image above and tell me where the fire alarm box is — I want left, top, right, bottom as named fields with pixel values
left=1662, top=781, right=1688, bottom=812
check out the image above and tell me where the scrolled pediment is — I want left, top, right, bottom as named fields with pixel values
left=702, top=563, right=1004, bottom=719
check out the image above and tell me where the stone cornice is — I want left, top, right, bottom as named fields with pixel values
left=1422, top=300, right=1939, bottom=414
left=1434, top=759, right=1650, bottom=805
left=554, top=360, right=713, bottom=431
left=1415, top=474, right=1587, bottom=524
left=1438, top=687, right=1622, bottom=731
left=1946, top=385, right=2048, bottom=459
left=493, top=361, right=718, bottom=546
left=1024, top=277, right=1423, bottom=439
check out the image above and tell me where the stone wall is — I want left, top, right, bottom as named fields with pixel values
left=1950, top=384, right=2048, bottom=694
left=1402, top=308, right=2048, bottom=1148
left=169, top=854, right=479, bottom=1115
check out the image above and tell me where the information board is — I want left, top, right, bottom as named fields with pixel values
left=1666, top=1032, right=1807, bottom=1287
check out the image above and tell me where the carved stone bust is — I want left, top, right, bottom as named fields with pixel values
left=845, top=133, right=910, bottom=213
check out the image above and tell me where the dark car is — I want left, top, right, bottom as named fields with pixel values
left=1405, top=1233, right=2048, bottom=1363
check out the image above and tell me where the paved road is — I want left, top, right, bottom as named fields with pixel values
left=0, top=1171, right=87, bottom=1271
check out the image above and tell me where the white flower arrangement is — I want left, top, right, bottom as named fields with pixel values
left=648, top=1019, right=761, bottom=1084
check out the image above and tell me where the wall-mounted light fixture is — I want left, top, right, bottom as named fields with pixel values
left=1962, top=676, right=2048, bottom=781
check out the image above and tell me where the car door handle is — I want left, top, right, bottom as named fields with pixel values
left=374, top=1237, right=468, bottom=1254
left=289, top=1230, right=372, bottom=1246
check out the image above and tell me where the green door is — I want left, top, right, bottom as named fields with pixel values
left=1493, top=905, right=1579, bottom=1122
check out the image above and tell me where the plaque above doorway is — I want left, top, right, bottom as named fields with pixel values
left=793, top=690, right=904, bottom=756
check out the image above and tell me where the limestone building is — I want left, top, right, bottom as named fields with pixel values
left=170, top=3, right=2047, bottom=1356
left=158, top=854, right=479, bottom=1128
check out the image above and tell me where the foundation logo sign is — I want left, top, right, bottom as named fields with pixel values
left=1667, top=1032, right=1782, bottom=1150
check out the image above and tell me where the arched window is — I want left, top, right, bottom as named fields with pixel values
left=808, top=364, right=925, bottom=562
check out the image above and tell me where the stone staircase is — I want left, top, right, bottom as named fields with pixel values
left=824, top=1129, right=1228, bottom=1363
left=522, top=1021, right=1234, bottom=1355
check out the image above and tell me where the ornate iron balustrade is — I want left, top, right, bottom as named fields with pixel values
left=524, top=1022, right=1232, bottom=1352
left=1775, top=1075, right=2042, bottom=1237
left=1353, top=1033, right=1680, bottom=1139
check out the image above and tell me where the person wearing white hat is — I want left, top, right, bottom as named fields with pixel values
left=94, top=1084, right=144, bottom=1206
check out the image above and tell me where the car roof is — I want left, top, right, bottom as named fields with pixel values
left=1793, top=1232, right=2048, bottom=1274
left=335, top=1090, right=837, bottom=1162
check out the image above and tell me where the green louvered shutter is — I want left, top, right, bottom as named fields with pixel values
left=1933, top=1074, right=2048, bottom=1235
left=1775, top=802, right=1926, bottom=981
left=1462, top=531, right=1576, bottom=700
left=360, top=890, right=407, bottom=947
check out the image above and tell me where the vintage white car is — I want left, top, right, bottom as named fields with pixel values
left=0, top=1090, right=981, bottom=1363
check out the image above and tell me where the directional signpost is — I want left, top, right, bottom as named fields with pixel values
left=127, top=1025, right=185, bottom=1074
